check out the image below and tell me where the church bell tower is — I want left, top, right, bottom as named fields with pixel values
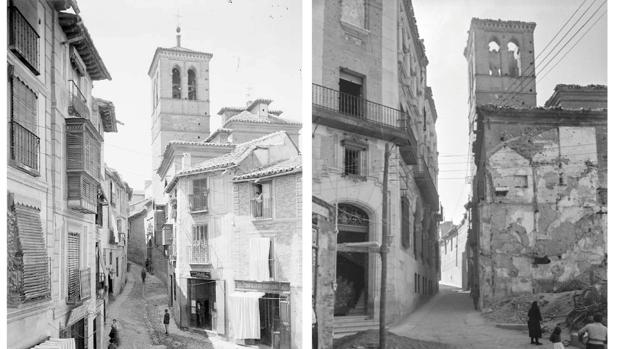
left=148, top=27, right=213, bottom=201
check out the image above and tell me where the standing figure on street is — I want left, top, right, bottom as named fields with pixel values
left=528, top=301, right=543, bottom=345
left=141, top=267, right=147, bottom=284
left=578, top=313, right=607, bottom=349
left=109, top=319, right=119, bottom=348
left=163, top=309, right=170, bottom=335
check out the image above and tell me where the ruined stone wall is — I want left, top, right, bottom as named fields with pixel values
left=475, top=118, right=607, bottom=306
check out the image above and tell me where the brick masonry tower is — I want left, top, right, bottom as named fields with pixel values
left=148, top=26, right=212, bottom=201
left=464, top=18, right=537, bottom=131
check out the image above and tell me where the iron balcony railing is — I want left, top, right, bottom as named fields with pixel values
left=312, top=83, right=403, bottom=129
left=188, top=242, right=210, bottom=264
left=10, top=120, right=40, bottom=174
left=68, top=80, right=90, bottom=119
left=189, top=193, right=208, bottom=212
left=8, top=6, right=40, bottom=75
left=251, top=197, right=273, bottom=219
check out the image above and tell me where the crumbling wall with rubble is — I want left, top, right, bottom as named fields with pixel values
left=476, top=122, right=607, bottom=306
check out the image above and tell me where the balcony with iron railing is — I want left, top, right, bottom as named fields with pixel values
left=189, top=193, right=208, bottom=213
left=312, top=83, right=418, bottom=164
left=188, top=242, right=210, bottom=265
left=251, top=197, right=273, bottom=219
left=10, top=120, right=40, bottom=176
left=68, top=80, right=90, bottom=119
left=412, top=157, right=439, bottom=210
left=8, top=6, right=40, bottom=75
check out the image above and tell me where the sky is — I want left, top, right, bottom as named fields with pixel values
left=412, top=0, right=607, bottom=223
left=77, top=0, right=302, bottom=192
left=76, top=0, right=606, bottom=220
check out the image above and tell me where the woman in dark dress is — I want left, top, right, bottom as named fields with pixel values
left=528, top=301, right=543, bottom=345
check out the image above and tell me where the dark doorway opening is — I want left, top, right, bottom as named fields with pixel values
left=339, top=72, right=364, bottom=117
left=188, top=279, right=216, bottom=330
left=335, top=203, right=370, bottom=317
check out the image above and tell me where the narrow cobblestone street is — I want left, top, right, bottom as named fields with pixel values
left=390, top=285, right=553, bottom=349
left=104, top=263, right=237, bottom=349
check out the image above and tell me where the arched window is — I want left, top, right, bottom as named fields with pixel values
left=488, top=40, right=501, bottom=76
left=172, top=67, right=181, bottom=99
left=506, top=41, right=521, bottom=77
left=187, top=69, right=197, bottom=100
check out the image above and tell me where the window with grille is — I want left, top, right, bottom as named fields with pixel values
left=190, top=224, right=209, bottom=264
left=9, top=73, right=39, bottom=174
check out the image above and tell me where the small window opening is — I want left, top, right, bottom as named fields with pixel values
left=344, top=147, right=361, bottom=176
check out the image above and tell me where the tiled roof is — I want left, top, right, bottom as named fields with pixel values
left=204, top=128, right=233, bottom=143
left=223, top=111, right=301, bottom=126
left=233, top=156, right=302, bottom=181
left=165, top=131, right=290, bottom=191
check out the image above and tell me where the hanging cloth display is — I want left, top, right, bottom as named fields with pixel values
left=229, top=291, right=265, bottom=340
left=248, top=237, right=270, bottom=281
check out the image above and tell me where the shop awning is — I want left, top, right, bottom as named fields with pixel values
left=31, top=338, right=75, bottom=349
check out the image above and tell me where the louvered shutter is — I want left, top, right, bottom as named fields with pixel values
left=12, top=77, right=37, bottom=133
left=13, top=204, right=49, bottom=301
left=67, top=232, right=81, bottom=303
left=66, top=129, right=84, bottom=171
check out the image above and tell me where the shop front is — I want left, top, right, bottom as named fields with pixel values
left=231, top=280, right=291, bottom=348
left=186, top=271, right=225, bottom=334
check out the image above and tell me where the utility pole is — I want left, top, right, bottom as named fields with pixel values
left=379, top=144, right=392, bottom=349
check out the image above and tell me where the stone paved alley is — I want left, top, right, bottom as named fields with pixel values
left=390, top=285, right=557, bottom=349
left=104, top=264, right=236, bottom=349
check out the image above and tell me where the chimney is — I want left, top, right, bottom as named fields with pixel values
left=181, top=153, right=191, bottom=170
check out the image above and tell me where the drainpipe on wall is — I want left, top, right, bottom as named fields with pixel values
left=50, top=8, right=58, bottom=303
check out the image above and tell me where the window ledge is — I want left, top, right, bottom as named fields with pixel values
left=7, top=298, right=51, bottom=321
left=340, top=20, right=370, bottom=38
left=190, top=209, right=209, bottom=214
left=9, top=160, right=40, bottom=178
left=341, top=173, right=367, bottom=182
left=252, top=217, right=273, bottom=221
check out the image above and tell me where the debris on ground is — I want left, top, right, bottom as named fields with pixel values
left=333, top=330, right=455, bottom=349
left=482, top=282, right=607, bottom=336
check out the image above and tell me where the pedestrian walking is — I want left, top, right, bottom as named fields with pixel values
left=578, top=313, right=607, bottom=349
left=109, top=319, right=119, bottom=348
left=141, top=267, right=147, bottom=284
left=527, top=301, right=543, bottom=345
left=550, top=326, right=565, bottom=349
left=163, top=309, right=170, bottom=335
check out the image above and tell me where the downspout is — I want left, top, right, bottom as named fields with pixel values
left=50, top=8, right=58, bottom=302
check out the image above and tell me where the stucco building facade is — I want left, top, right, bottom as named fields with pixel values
left=312, top=0, right=441, bottom=342
left=6, top=1, right=121, bottom=348
left=439, top=219, right=469, bottom=289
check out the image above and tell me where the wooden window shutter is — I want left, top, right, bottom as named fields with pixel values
left=12, top=203, right=50, bottom=302
left=66, top=130, right=84, bottom=171
left=12, top=76, right=38, bottom=133
left=67, top=232, right=80, bottom=303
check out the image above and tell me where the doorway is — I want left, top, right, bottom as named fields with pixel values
left=188, top=279, right=216, bottom=330
left=339, top=71, right=364, bottom=117
left=335, top=203, right=370, bottom=317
